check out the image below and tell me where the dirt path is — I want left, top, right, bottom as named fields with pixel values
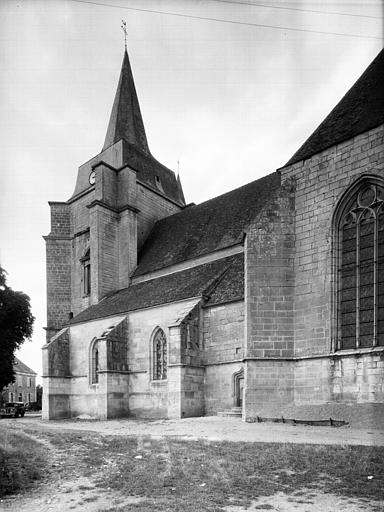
left=11, top=415, right=384, bottom=446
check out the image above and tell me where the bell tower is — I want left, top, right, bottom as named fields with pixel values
left=45, top=44, right=185, bottom=337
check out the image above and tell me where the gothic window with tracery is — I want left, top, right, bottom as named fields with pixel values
left=336, top=180, right=384, bottom=350
left=91, top=340, right=99, bottom=384
left=153, top=329, right=167, bottom=380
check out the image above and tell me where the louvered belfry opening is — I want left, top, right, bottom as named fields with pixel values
left=338, top=180, right=384, bottom=350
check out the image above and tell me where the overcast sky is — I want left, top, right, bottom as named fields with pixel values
left=0, top=0, right=382, bottom=383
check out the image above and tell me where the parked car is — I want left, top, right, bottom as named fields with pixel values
left=0, top=402, right=26, bottom=418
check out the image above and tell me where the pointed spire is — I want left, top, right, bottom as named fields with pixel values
left=102, top=49, right=150, bottom=154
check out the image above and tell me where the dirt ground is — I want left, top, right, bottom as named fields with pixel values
left=12, top=414, right=384, bottom=446
left=1, top=415, right=383, bottom=512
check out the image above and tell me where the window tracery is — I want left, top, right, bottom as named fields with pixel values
left=336, top=179, right=384, bottom=350
left=153, top=329, right=167, bottom=380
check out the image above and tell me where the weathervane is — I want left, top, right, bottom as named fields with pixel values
left=121, top=19, right=127, bottom=50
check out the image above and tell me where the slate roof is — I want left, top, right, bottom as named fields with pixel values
left=204, top=254, right=244, bottom=307
left=134, top=172, right=281, bottom=276
left=286, top=48, right=384, bottom=167
left=121, top=140, right=184, bottom=205
left=100, top=50, right=185, bottom=206
left=14, top=357, right=36, bottom=375
left=103, top=50, right=149, bottom=155
left=71, top=254, right=243, bottom=324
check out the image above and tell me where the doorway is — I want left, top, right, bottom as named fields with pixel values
left=234, top=369, right=244, bottom=408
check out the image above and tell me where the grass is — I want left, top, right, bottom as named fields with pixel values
left=0, top=422, right=383, bottom=511
left=46, top=430, right=384, bottom=511
left=0, top=425, right=48, bottom=497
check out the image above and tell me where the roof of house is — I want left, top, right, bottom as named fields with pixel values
left=14, top=357, right=36, bottom=375
left=134, top=172, right=281, bottom=276
left=72, top=254, right=243, bottom=324
left=285, top=48, right=384, bottom=167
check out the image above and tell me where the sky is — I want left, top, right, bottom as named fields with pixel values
left=0, top=0, right=383, bottom=383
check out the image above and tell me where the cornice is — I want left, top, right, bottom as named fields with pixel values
left=86, top=199, right=140, bottom=214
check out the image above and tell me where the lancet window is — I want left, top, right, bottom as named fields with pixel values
left=91, top=340, right=99, bottom=384
left=153, top=329, right=167, bottom=380
left=336, top=179, right=384, bottom=350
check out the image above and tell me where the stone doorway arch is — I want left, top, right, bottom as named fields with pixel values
left=233, top=368, right=244, bottom=408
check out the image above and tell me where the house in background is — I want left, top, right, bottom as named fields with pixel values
left=42, top=45, right=384, bottom=426
left=1, top=357, right=37, bottom=404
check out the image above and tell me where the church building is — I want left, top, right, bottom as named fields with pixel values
left=42, top=46, right=384, bottom=425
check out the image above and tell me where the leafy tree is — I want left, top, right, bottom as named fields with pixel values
left=0, top=266, right=34, bottom=390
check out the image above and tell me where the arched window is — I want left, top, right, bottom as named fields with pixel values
left=90, top=340, right=99, bottom=384
left=335, top=178, right=384, bottom=350
left=153, top=328, right=167, bottom=380
left=80, top=248, right=91, bottom=296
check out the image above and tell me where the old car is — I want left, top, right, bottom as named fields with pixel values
left=0, top=402, right=26, bottom=418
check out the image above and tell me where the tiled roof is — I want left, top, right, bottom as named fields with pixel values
left=14, top=357, right=36, bottom=375
left=285, top=49, right=384, bottom=166
left=71, top=254, right=244, bottom=324
left=134, top=172, right=281, bottom=276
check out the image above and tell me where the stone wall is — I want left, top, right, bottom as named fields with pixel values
left=203, top=302, right=244, bottom=364
left=243, top=182, right=296, bottom=416
left=89, top=204, right=119, bottom=302
left=202, top=301, right=244, bottom=414
left=295, top=351, right=384, bottom=404
left=281, top=125, right=384, bottom=357
left=71, top=229, right=91, bottom=316
left=127, top=299, right=201, bottom=418
left=42, top=328, right=71, bottom=419
left=243, top=125, right=384, bottom=419
left=137, top=183, right=182, bottom=251
left=205, top=363, right=243, bottom=415
left=281, top=125, right=384, bottom=410
left=45, top=203, right=72, bottom=340
left=245, top=182, right=296, bottom=360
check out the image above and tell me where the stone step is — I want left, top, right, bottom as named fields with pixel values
left=218, top=409, right=242, bottom=417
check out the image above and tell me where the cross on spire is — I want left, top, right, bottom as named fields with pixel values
left=121, top=19, right=127, bottom=50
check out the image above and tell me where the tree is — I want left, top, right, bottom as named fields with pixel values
left=0, top=266, right=34, bottom=390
